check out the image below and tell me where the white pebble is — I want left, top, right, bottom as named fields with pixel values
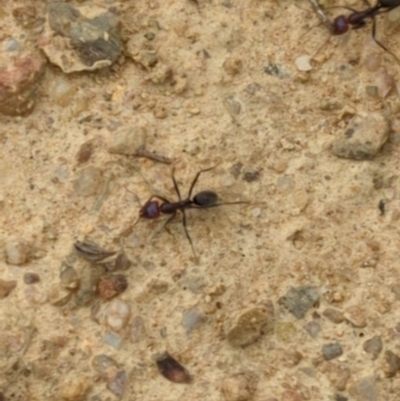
left=105, top=299, right=130, bottom=331
left=295, top=55, right=312, bottom=72
left=252, top=207, right=261, bottom=218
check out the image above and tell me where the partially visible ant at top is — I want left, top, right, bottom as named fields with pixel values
left=124, top=166, right=247, bottom=259
left=308, top=0, right=400, bottom=62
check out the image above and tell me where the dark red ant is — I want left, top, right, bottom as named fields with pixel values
left=331, top=0, right=400, bottom=61
left=127, top=167, right=247, bottom=257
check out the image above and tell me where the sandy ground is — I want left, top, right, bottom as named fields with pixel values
left=2, top=0, right=400, bottom=400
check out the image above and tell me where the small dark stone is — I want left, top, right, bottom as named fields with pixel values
left=279, top=286, right=320, bottom=319
left=243, top=171, right=260, bottom=182
left=322, top=308, right=345, bottom=324
left=97, top=275, right=128, bottom=300
left=378, top=199, right=385, bottom=215
left=335, top=395, right=348, bottom=401
left=23, top=272, right=40, bottom=284
left=363, top=336, right=383, bottom=360
left=322, top=342, right=343, bottom=361
left=230, top=162, right=243, bottom=179
left=384, top=350, right=400, bottom=377
left=264, top=63, right=282, bottom=77
left=156, top=352, right=191, bottom=383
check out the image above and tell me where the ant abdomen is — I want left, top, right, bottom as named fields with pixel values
left=332, top=15, right=349, bottom=35
left=193, top=191, right=218, bottom=207
left=140, top=201, right=161, bottom=219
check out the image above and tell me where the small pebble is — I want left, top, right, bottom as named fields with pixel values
left=275, top=321, right=297, bottom=343
left=331, top=112, right=389, bottom=160
left=343, top=306, right=367, bottom=328
left=97, top=275, right=128, bottom=300
left=223, top=95, right=241, bottom=117
left=322, top=342, right=343, bottom=361
left=348, top=375, right=377, bottom=401
left=92, top=354, right=119, bottom=379
left=0, top=279, right=17, bottom=299
left=181, top=309, right=207, bottom=334
left=303, top=321, right=321, bottom=339
left=107, top=370, right=126, bottom=398
left=58, top=375, right=92, bottom=401
left=103, top=332, right=124, bottom=350
left=48, top=286, right=72, bottom=306
left=60, top=265, right=79, bottom=290
left=384, top=350, right=400, bottom=377
left=23, top=272, right=40, bottom=284
left=73, top=167, right=103, bottom=197
left=295, top=54, right=312, bottom=72
left=363, top=336, right=383, bottom=360
left=108, top=126, right=147, bottom=155
left=4, top=37, right=20, bottom=52
left=225, top=306, right=272, bottom=347
left=223, top=57, right=243, bottom=75
left=5, top=239, right=31, bottom=265
left=130, top=316, right=146, bottom=342
left=278, top=286, right=320, bottom=319
left=156, top=352, right=191, bottom=384
left=105, top=299, right=130, bottom=331
left=220, top=372, right=257, bottom=401
left=322, top=308, right=345, bottom=324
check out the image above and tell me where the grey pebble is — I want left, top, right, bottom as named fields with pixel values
left=362, top=336, right=383, bottom=360
left=348, top=375, right=378, bottom=401
left=278, top=286, right=320, bottom=318
left=331, top=112, right=389, bottom=160
left=303, top=321, right=321, bottom=339
left=107, top=370, right=126, bottom=398
left=322, top=342, right=343, bottom=361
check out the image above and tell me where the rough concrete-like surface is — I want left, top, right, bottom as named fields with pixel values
left=1, top=0, right=400, bottom=400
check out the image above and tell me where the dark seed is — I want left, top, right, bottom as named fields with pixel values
left=378, top=199, right=385, bottom=215
left=243, top=171, right=260, bottom=182
left=156, top=352, right=191, bottom=383
left=23, top=272, right=40, bottom=284
left=76, top=140, right=94, bottom=164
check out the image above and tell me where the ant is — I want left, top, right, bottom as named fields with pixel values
left=330, top=0, right=400, bottom=61
left=127, top=167, right=247, bottom=258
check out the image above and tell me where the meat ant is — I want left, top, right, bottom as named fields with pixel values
left=125, top=166, right=247, bottom=258
left=320, top=0, right=400, bottom=61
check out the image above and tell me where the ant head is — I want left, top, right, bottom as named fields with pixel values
left=140, top=200, right=161, bottom=219
left=193, top=191, right=218, bottom=207
left=332, top=15, right=349, bottom=35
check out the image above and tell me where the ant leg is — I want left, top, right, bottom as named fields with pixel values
left=371, top=15, right=400, bottom=64
left=188, top=166, right=217, bottom=199
left=171, top=168, right=182, bottom=201
left=182, top=211, right=197, bottom=258
left=162, top=212, right=177, bottom=236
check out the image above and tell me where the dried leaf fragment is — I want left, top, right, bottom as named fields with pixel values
left=156, top=352, right=192, bottom=383
left=74, top=239, right=116, bottom=262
